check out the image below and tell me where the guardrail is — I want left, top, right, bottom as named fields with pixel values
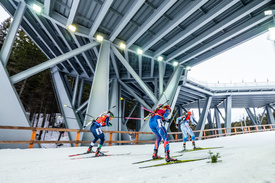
left=0, top=124, right=274, bottom=148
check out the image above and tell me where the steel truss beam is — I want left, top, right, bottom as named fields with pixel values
left=11, top=42, right=99, bottom=84
left=195, top=96, right=212, bottom=137
left=111, top=44, right=158, bottom=104
left=266, top=105, right=275, bottom=124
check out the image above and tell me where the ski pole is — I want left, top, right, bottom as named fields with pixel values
left=141, top=99, right=169, bottom=114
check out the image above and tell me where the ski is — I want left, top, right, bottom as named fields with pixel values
left=175, top=146, right=223, bottom=153
left=68, top=150, right=109, bottom=157
left=70, top=152, right=131, bottom=160
left=139, top=157, right=208, bottom=169
left=132, top=154, right=183, bottom=164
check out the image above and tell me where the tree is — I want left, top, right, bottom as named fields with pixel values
left=0, top=18, right=60, bottom=127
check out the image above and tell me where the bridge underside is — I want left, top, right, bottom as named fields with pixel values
left=1, top=0, right=275, bottom=147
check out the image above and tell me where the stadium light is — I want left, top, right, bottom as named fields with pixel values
left=119, top=42, right=126, bottom=50
left=185, top=66, right=191, bottom=71
left=32, top=4, right=42, bottom=13
left=173, top=61, right=178, bottom=67
left=157, top=56, right=163, bottom=61
left=264, top=10, right=274, bottom=16
left=137, top=48, right=143, bottom=55
left=96, top=35, right=104, bottom=42
left=68, top=24, right=76, bottom=32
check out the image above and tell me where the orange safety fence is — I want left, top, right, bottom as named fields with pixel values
left=0, top=124, right=274, bottom=148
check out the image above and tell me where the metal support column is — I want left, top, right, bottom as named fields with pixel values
left=177, top=105, right=183, bottom=139
left=195, top=96, right=212, bottom=138
left=110, top=79, right=130, bottom=142
left=139, top=105, right=145, bottom=131
left=71, top=75, right=79, bottom=107
left=51, top=67, right=82, bottom=145
left=266, top=105, right=275, bottom=124
left=77, top=79, right=84, bottom=107
left=0, top=1, right=34, bottom=148
left=82, top=40, right=110, bottom=144
left=0, top=54, right=33, bottom=148
left=245, top=108, right=258, bottom=125
left=225, top=96, right=232, bottom=134
left=207, top=111, right=214, bottom=135
left=214, top=106, right=222, bottom=135
left=159, top=61, right=164, bottom=98
left=0, top=1, right=26, bottom=67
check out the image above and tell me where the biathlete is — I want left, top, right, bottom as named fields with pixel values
left=86, top=111, right=114, bottom=156
left=147, top=104, right=176, bottom=162
left=176, top=111, right=196, bottom=150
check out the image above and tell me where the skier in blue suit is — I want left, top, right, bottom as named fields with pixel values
left=148, top=104, right=176, bottom=162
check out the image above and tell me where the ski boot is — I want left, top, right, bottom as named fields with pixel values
left=192, top=141, right=197, bottom=150
left=183, top=143, right=186, bottom=151
left=87, top=145, right=93, bottom=153
left=95, top=148, right=104, bottom=157
left=165, top=150, right=177, bottom=162
left=152, top=149, right=160, bottom=159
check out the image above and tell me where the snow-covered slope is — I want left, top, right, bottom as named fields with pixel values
left=1, top=131, right=275, bottom=183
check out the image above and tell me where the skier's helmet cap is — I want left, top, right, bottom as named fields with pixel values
left=108, top=112, right=114, bottom=118
left=163, top=105, right=171, bottom=111
left=188, top=111, right=191, bottom=115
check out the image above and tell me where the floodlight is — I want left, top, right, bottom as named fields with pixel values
left=173, top=61, right=178, bottom=67
left=68, top=24, right=76, bottom=32
left=157, top=56, right=163, bottom=61
left=32, top=4, right=42, bottom=13
left=96, top=35, right=104, bottom=42
left=119, top=42, right=126, bottom=49
left=264, top=10, right=273, bottom=16
left=268, top=27, right=275, bottom=41
left=137, top=48, right=143, bottom=55
left=185, top=66, right=191, bottom=71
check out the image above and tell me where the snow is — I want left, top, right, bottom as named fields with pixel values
left=1, top=131, right=275, bottom=183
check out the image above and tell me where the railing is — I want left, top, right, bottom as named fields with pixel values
left=0, top=124, right=274, bottom=148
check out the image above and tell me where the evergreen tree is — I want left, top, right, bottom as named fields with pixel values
left=0, top=18, right=60, bottom=127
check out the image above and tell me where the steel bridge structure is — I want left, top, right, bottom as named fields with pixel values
left=1, top=0, right=275, bottom=148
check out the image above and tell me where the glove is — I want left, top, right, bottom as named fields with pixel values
left=175, top=125, right=178, bottom=129
left=144, top=115, right=150, bottom=120
left=83, top=125, right=86, bottom=128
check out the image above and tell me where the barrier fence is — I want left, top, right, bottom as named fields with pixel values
left=0, top=124, right=274, bottom=148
